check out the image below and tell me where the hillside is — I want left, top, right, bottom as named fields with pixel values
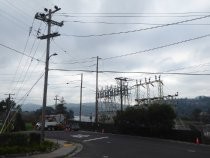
left=21, top=96, right=210, bottom=118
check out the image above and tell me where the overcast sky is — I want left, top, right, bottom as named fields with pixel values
left=0, top=0, right=210, bottom=107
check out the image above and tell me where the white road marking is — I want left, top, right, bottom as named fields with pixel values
left=71, top=134, right=90, bottom=138
left=83, top=136, right=109, bottom=142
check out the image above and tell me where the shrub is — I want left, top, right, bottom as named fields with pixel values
left=29, top=132, right=41, bottom=145
left=114, top=103, right=176, bottom=134
left=0, top=133, right=57, bottom=155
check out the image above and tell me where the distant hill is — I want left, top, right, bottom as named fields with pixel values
left=21, top=103, right=41, bottom=112
left=21, top=96, right=210, bottom=118
left=175, top=96, right=210, bottom=117
left=21, top=102, right=95, bottom=116
left=65, top=103, right=95, bottom=116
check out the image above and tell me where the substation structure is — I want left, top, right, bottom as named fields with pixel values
left=97, top=76, right=178, bottom=123
left=134, top=75, right=178, bottom=105
left=97, top=77, right=130, bottom=123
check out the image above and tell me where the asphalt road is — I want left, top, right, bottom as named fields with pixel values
left=45, top=130, right=210, bottom=158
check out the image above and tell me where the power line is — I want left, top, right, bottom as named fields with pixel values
left=57, top=14, right=208, bottom=18
left=61, top=14, right=210, bottom=37
left=49, top=68, right=210, bottom=76
left=13, top=37, right=39, bottom=97
left=102, top=33, right=210, bottom=60
left=0, top=4, right=30, bottom=27
left=51, top=39, right=99, bottom=65
left=52, top=38, right=69, bottom=54
left=64, top=20, right=210, bottom=26
left=52, top=33, right=210, bottom=69
left=10, top=23, right=46, bottom=96
left=164, top=62, right=210, bottom=73
left=51, top=57, right=96, bottom=65
left=4, top=0, right=31, bottom=18
left=57, top=11, right=210, bottom=15
left=7, top=18, right=36, bottom=94
left=0, top=43, right=43, bottom=62
left=16, top=72, right=44, bottom=104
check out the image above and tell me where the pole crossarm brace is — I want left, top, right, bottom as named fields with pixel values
left=38, top=32, right=60, bottom=40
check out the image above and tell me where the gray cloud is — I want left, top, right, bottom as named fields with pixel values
left=0, top=0, right=210, bottom=105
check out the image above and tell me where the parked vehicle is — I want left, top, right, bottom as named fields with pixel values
left=35, top=114, right=66, bottom=131
left=71, top=123, right=80, bottom=131
left=65, top=123, right=80, bottom=131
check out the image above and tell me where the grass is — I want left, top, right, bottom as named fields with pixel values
left=25, top=122, right=34, bottom=131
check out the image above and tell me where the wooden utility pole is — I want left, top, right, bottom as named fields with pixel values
left=79, top=73, right=83, bottom=122
left=54, top=95, right=59, bottom=109
left=95, top=56, right=100, bottom=124
left=35, top=6, right=63, bottom=141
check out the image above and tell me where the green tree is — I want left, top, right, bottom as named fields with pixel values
left=0, top=98, right=18, bottom=132
left=114, top=103, right=176, bottom=134
left=191, top=108, right=202, bottom=121
left=34, top=106, right=55, bottom=120
left=114, top=106, right=148, bottom=133
left=66, top=109, right=74, bottom=120
left=13, top=112, right=26, bottom=131
left=55, top=103, right=74, bottom=120
left=148, top=103, right=176, bottom=132
left=0, top=98, right=16, bottom=114
left=55, top=103, right=67, bottom=114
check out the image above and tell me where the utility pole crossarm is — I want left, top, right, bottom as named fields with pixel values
left=38, top=32, right=60, bottom=40
left=35, top=14, right=64, bottom=26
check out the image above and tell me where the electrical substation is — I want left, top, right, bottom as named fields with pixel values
left=97, top=75, right=178, bottom=123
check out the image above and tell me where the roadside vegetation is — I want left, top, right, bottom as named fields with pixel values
left=0, top=98, right=59, bottom=156
left=114, top=103, right=176, bottom=134
left=0, top=132, right=58, bottom=155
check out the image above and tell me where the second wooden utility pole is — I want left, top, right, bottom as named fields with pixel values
left=95, top=56, right=100, bottom=124
left=79, top=73, right=83, bottom=122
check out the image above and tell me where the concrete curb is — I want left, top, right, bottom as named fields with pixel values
left=66, top=143, right=83, bottom=158
left=28, top=139, right=82, bottom=158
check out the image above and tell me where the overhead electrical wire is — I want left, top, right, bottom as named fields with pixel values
left=7, top=18, right=36, bottom=94
left=50, top=33, right=210, bottom=75
left=52, top=38, right=69, bottom=54
left=4, top=0, right=31, bottom=19
left=0, top=4, right=30, bottom=28
left=49, top=69, right=210, bottom=76
left=102, top=33, right=210, bottom=61
left=0, top=43, right=43, bottom=62
left=16, top=72, right=44, bottom=105
left=5, top=72, right=44, bottom=132
left=13, top=37, right=39, bottom=96
left=57, top=11, right=210, bottom=15
left=57, top=14, right=208, bottom=18
left=164, top=62, right=210, bottom=73
left=51, top=57, right=96, bottom=65
left=64, top=20, right=210, bottom=26
left=11, top=21, right=44, bottom=97
left=61, top=14, right=210, bottom=37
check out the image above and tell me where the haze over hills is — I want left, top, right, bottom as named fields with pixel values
left=21, top=102, right=95, bottom=116
left=21, top=96, right=210, bottom=117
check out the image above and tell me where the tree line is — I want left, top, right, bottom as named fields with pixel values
left=114, top=103, right=176, bottom=133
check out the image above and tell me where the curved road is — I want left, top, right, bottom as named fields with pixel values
left=46, top=130, right=210, bottom=158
